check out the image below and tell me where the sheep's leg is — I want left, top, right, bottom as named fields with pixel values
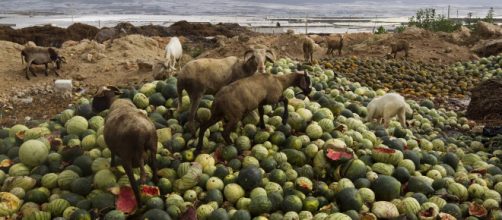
left=188, top=94, right=203, bottom=135
left=148, top=137, right=158, bottom=183
left=110, top=152, right=116, bottom=167
left=25, top=64, right=31, bottom=80
left=383, top=117, right=390, bottom=128
left=258, top=105, right=266, bottom=129
left=405, top=49, right=409, bottom=59
left=149, top=151, right=158, bottom=183
left=196, top=115, right=220, bottom=151
left=139, top=159, right=146, bottom=184
left=44, top=63, right=49, bottom=76
left=123, top=163, right=141, bottom=205
left=176, top=85, right=183, bottom=113
left=398, top=109, right=407, bottom=128
left=339, top=48, right=342, bottom=56
left=281, top=97, right=289, bottom=125
left=383, top=111, right=393, bottom=128
left=222, top=120, right=238, bottom=145
left=26, top=61, right=36, bottom=80
left=53, top=63, right=60, bottom=76
left=171, top=58, right=177, bottom=71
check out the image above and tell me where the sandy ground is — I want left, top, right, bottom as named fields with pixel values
left=0, top=25, right=485, bottom=126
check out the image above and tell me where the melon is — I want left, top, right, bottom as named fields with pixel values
left=133, top=93, right=150, bottom=109
left=237, top=166, right=262, bottom=191
left=19, top=139, right=49, bottom=167
left=224, top=183, right=245, bottom=203
left=65, top=116, right=89, bottom=136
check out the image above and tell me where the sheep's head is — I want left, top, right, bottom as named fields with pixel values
left=297, top=70, right=312, bottom=98
left=92, top=86, right=122, bottom=113
left=55, top=56, right=66, bottom=69
left=243, top=47, right=275, bottom=74
left=48, top=47, right=66, bottom=69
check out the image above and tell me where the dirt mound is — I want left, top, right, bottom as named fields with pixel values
left=475, top=21, right=502, bottom=38
left=0, top=23, right=99, bottom=47
left=167, top=20, right=255, bottom=39
left=0, top=21, right=255, bottom=48
left=471, top=39, right=502, bottom=57
left=66, top=23, right=100, bottom=41
left=466, top=78, right=502, bottom=124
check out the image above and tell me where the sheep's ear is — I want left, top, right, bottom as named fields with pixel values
left=244, top=49, right=254, bottom=61
left=265, top=50, right=275, bottom=63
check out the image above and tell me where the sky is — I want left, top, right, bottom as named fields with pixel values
left=0, top=0, right=500, bottom=18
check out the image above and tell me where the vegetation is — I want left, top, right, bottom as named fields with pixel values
left=394, top=25, right=406, bottom=33
left=375, top=26, right=387, bottom=34
left=483, top=7, right=495, bottom=24
left=408, top=8, right=461, bottom=33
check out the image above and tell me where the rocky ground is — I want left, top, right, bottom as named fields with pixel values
left=0, top=21, right=501, bottom=126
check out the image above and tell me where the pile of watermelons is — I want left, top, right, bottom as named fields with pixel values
left=0, top=57, right=501, bottom=220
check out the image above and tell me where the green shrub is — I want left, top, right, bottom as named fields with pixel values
left=408, top=8, right=461, bottom=33
left=375, top=26, right=387, bottom=34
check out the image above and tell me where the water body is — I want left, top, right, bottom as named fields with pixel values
left=0, top=0, right=500, bottom=33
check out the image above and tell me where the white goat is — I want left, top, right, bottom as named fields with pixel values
left=165, top=37, right=183, bottom=71
left=366, top=93, right=413, bottom=128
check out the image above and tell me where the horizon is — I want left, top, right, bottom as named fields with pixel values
left=0, top=0, right=500, bottom=18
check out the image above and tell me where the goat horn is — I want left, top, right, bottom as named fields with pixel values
left=93, top=86, right=108, bottom=97
left=105, top=86, right=122, bottom=94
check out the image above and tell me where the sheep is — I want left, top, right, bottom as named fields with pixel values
left=303, top=37, right=315, bottom=63
left=365, top=93, right=413, bottom=128
left=21, top=46, right=66, bottom=80
left=91, top=86, right=158, bottom=205
left=326, top=34, right=344, bottom=56
left=389, top=40, right=410, bottom=59
left=177, top=46, right=275, bottom=134
left=196, top=71, right=312, bottom=152
left=165, top=37, right=183, bottom=71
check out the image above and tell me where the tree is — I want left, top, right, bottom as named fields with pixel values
left=408, top=8, right=461, bottom=32
left=483, top=7, right=495, bottom=23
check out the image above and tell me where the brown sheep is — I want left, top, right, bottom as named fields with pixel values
left=327, top=35, right=344, bottom=56
left=177, top=46, right=275, bottom=134
left=21, top=46, right=66, bottom=80
left=390, top=40, right=410, bottom=59
left=196, top=71, right=312, bottom=153
left=92, top=86, right=158, bottom=205
left=303, top=37, right=315, bottom=63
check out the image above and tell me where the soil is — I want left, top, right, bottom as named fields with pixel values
left=466, top=78, right=502, bottom=125
left=0, top=21, right=496, bottom=127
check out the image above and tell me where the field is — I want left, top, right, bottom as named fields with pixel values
left=0, top=20, right=501, bottom=220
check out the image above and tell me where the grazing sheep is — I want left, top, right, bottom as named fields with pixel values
left=303, top=37, right=315, bottom=63
left=92, top=86, right=158, bottom=205
left=196, top=71, right=312, bottom=152
left=165, top=37, right=183, bottom=71
left=326, top=35, right=344, bottom=56
left=389, top=40, right=410, bottom=59
left=21, top=46, right=66, bottom=80
left=366, top=93, right=412, bottom=128
left=177, top=46, right=275, bottom=134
